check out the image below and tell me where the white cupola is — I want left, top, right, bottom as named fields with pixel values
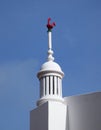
left=37, top=18, right=64, bottom=106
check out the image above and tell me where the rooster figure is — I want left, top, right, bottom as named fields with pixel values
left=47, top=18, right=56, bottom=30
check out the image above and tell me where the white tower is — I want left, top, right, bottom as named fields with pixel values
left=30, top=18, right=67, bottom=130
left=37, top=18, right=64, bottom=106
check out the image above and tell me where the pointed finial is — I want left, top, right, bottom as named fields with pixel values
left=46, top=18, right=56, bottom=61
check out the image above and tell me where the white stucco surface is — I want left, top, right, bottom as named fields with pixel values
left=30, top=103, right=48, bottom=130
left=30, top=92, right=101, bottom=130
left=48, top=101, right=67, bottom=130
left=30, top=101, right=67, bottom=130
left=65, top=92, right=101, bottom=130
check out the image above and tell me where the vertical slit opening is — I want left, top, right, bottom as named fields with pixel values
left=57, top=76, right=58, bottom=95
left=53, top=76, right=54, bottom=94
left=49, top=76, right=50, bottom=94
left=45, top=76, right=46, bottom=95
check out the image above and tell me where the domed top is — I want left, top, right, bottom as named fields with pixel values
left=41, top=61, right=62, bottom=72
left=37, top=61, right=64, bottom=78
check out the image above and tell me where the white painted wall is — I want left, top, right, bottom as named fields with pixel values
left=65, top=92, right=101, bottom=130
left=30, top=103, right=48, bottom=130
left=48, top=101, right=67, bottom=130
left=30, top=101, right=67, bottom=130
left=30, top=92, right=101, bottom=130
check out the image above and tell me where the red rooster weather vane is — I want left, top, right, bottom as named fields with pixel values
left=47, top=18, right=56, bottom=31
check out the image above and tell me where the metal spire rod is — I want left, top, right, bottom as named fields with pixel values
left=48, top=29, right=52, bottom=50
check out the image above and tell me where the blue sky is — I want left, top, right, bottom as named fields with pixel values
left=0, top=0, right=101, bottom=129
